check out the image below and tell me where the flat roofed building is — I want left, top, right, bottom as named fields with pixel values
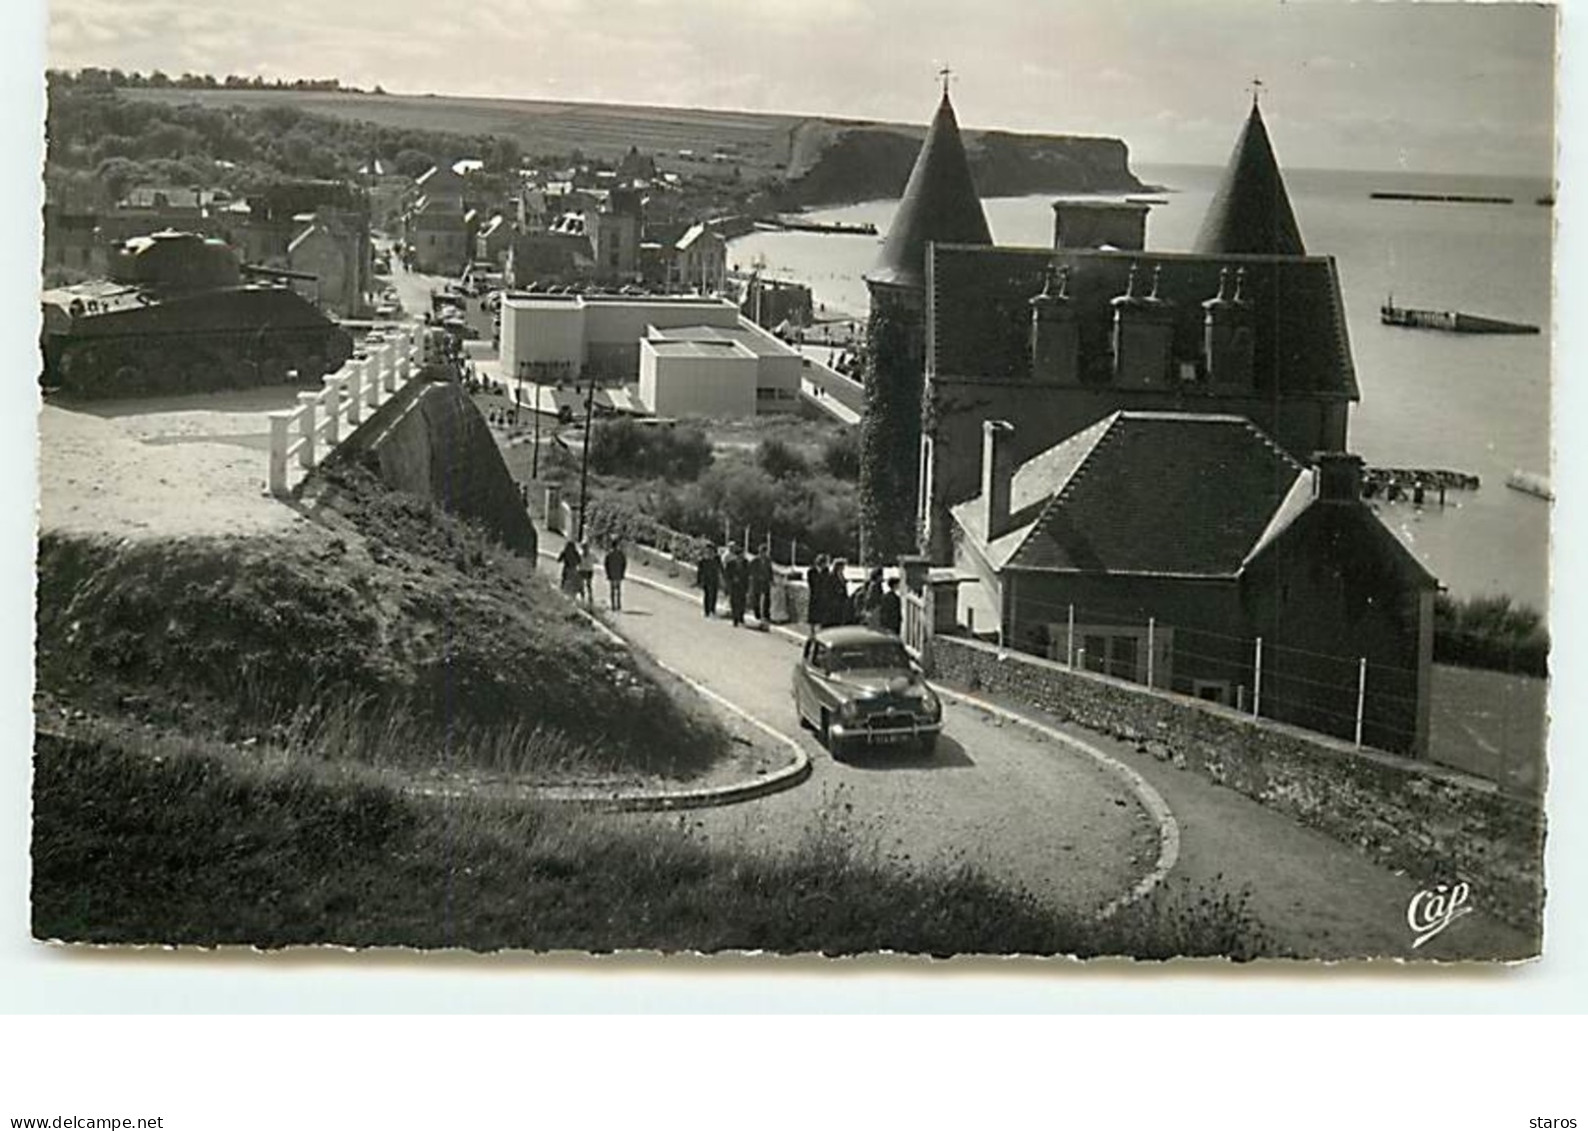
left=498, top=293, right=741, bottom=383
left=647, top=320, right=803, bottom=413
left=639, top=338, right=758, bottom=418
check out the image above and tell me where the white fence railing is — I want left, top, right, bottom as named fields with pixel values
left=267, top=325, right=423, bottom=498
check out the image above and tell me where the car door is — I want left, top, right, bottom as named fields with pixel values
left=793, top=638, right=816, bottom=723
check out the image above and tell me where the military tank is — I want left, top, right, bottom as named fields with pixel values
left=40, top=231, right=354, bottom=399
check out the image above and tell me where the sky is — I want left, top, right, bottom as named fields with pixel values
left=43, top=0, right=1558, bottom=176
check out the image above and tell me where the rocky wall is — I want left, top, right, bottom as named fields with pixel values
left=932, top=635, right=1545, bottom=931
left=334, top=379, right=538, bottom=557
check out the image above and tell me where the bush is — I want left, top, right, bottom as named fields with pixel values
left=589, top=417, right=713, bottom=481
left=1433, top=593, right=1549, bottom=677
left=757, top=437, right=810, bottom=479
left=821, top=428, right=860, bottom=480
left=652, top=457, right=859, bottom=561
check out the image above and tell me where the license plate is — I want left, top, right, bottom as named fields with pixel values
left=872, top=732, right=912, bottom=745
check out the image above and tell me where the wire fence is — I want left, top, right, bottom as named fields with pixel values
left=999, top=591, right=1425, bottom=755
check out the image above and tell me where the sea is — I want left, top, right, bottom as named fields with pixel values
left=730, top=163, right=1555, bottom=610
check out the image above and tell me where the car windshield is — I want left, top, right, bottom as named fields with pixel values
left=826, top=642, right=910, bottom=672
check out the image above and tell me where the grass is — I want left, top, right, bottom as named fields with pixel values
left=32, top=729, right=1278, bottom=957
left=36, top=462, right=732, bottom=783
left=1427, top=663, right=1547, bottom=797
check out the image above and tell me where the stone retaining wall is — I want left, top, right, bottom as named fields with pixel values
left=933, top=635, right=1545, bottom=931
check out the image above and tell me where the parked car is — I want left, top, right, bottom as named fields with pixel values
left=792, top=626, right=942, bottom=758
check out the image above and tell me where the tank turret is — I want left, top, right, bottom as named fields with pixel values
left=40, top=231, right=353, bottom=399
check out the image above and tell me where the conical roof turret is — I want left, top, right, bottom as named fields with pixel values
left=1193, top=98, right=1306, bottom=256
left=867, top=90, right=993, bottom=289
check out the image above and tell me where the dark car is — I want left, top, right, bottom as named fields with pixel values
left=792, top=626, right=943, bottom=758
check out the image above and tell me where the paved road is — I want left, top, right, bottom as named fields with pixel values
left=543, top=540, right=1159, bottom=922
left=541, top=546, right=1539, bottom=961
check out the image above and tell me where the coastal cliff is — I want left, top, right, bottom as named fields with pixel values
left=781, top=119, right=1146, bottom=206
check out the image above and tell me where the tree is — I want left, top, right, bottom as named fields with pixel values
left=488, top=135, right=522, bottom=173
left=394, top=148, right=435, bottom=179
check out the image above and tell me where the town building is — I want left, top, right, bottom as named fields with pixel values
left=498, top=292, right=801, bottom=418
left=670, top=222, right=727, bottom=293
left=949, top=412, right=1435, bottom=752
left=740, top=276, right=813, bottom=330
left=505, top=229, right=592, bottom=286
left=639, top=338, right=758, bottom=418
left=860, top=88, right=1437, bottom=755
left=287, top=213, right=371, bottom=316
left=475, top=214, right=515, bottom=269
left=42, top=206, right=99, bottom=275
left=917, top=98, right=1347, bottom=561
left=644, top=322, right=803, bottom=414
left=408, top=198, right=469, bottom=273
left=586, top=187, right=643, bottom=282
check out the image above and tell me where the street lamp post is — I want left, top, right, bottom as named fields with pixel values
left=516, top=359, right=541, bottom=480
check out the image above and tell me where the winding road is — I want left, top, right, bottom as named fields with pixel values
left=543, top=534, right=1538, bottom=960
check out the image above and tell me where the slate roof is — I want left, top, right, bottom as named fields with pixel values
left=952, top=412, right=1308, bottom=576
left=866, top=92, right=992, bottom=290
left=927, top=244, right=1358, bottom=400
left=1193, top=102, right=1306, bottom=256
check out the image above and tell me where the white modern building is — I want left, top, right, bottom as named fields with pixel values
left=499, top=292, right=803, bottom=418
left=498, top=293, right=740, bottom=382
left=639, top=338, right=758, bottom=418
left=644, top=323, right=802, bottom=414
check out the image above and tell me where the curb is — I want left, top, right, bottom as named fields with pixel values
left=930, top=686, right=1181, bottom=921
left=624, top=569, right=1180, bottom=918
left=531, top=547, right=812, bottom=811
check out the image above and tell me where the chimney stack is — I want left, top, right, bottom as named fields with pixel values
left=1110, top=262, right=1176, bottom=386
left=1029, top=264, right=1078, bottom=383
left=1313, top=452, right=1365, bottom=503
left=1202, top=266, right=1254, bottom=389
left=982, top=420, right=1016, bottom=538
left=1052, top=200, right=1149, bottom=251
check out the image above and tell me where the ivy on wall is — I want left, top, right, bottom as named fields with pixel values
left=858, top=289, right=926, bottom=564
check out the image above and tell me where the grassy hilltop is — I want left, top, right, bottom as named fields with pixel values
left=120, top=85, right=1145, bottom=205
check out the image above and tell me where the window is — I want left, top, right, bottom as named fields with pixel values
left=1068, top=623, right=1175, bottom=688
left=828, top=642, right=911, bottom=672
left=1109, top=635, right=1138, bottom=682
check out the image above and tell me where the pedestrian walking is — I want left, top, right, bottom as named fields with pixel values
left=748, top=546, right=773, bottom=624
left=697, top=542, right=722, bottom=617
left=724, top=546, right=749, bottom=627
left=577, top=547, right=596, bottom=607
left=879, top=577, right=903, bottom=635
left=807, top=554, right=831, bottom=629
left=830, top=559, right=852, bottom=626
left=603, top=541, right=628, bottom=610
left=557, top=539, right=583, bottom=598
left=856, top=567, right=885, bottom=628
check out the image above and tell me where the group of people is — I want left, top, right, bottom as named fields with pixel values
left=696, top=544, right=775, bottom=628
left=557, top=538, right=628, bottom=610
left=693, top=544, right=904, bottom=636
left=806, top=556, right=902, bottom=634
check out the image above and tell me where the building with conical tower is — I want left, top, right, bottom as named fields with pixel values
left=1193, top=96, right=1307, bottom=256
left=858, top=82, right=992, bottom=564
left=909, top=93, right=1438, bottom=756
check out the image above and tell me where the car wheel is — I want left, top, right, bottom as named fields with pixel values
left=918, top=733, right=939, bottom=756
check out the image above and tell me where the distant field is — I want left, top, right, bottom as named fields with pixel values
left=124, top=87, right=832, bottom=176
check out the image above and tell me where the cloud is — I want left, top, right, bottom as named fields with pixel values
left=45, top=0, right=1557, bottom=174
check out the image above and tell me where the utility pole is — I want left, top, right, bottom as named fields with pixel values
left=518, top=360, right=541, bottom=480
left=577, top=371, right=595, bottom=544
